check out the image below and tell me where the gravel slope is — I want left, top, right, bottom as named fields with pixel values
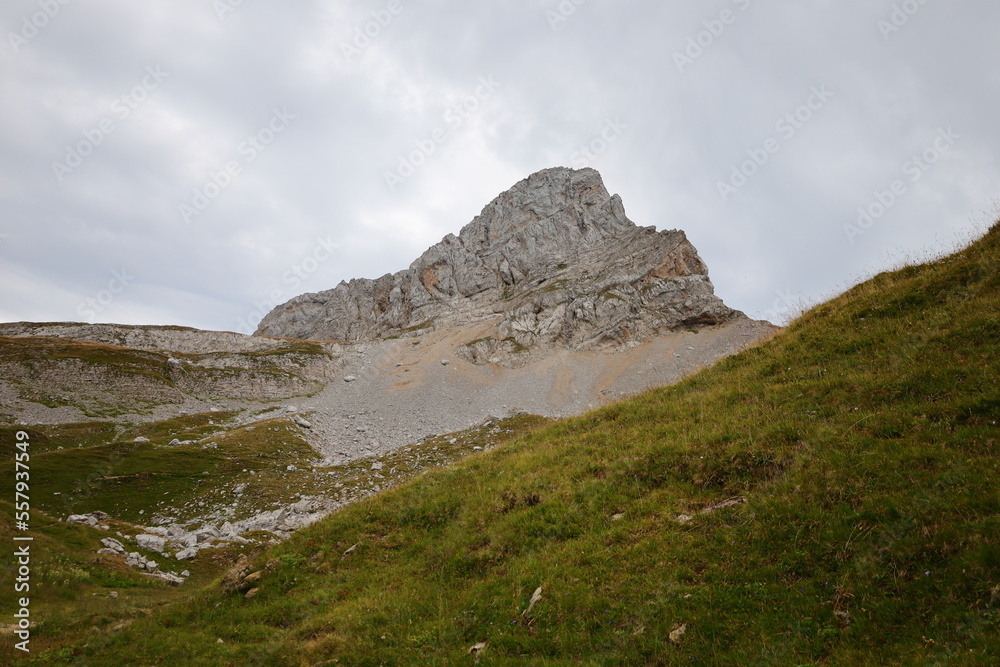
left=1, top=318, right=777, bottom=464
left=291, top=316, right=778, bottom=463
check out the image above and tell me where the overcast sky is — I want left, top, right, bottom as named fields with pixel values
left=1, top=0, right=997, bottom=334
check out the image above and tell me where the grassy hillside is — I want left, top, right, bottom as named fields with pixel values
left=0, top=411, right=548, bottom=662
left=0, top=411, right=550, bottom=530
left=18, top=223, right=1000, bottom=664
left=0, top=498, right=248, bottom=664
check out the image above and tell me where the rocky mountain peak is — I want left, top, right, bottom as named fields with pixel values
left=256, top=167, right=741, bottom=352
left=453, top=166, right=631, bottom=252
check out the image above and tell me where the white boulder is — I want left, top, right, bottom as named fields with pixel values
left=136, top=534, right=168, bottom=553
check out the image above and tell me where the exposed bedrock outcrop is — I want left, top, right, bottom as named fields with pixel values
left=256, top=167, right=740, bottom=350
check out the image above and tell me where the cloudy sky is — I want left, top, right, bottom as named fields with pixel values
left=1, top=0, right=996, bottom=334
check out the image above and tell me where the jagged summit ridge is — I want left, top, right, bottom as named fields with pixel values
left=256, top=167, right=740, bottom=349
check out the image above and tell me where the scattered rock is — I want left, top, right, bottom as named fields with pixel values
left=193, top=525, right=221, bottom=543
left=221, top=556, right=252, bottom=593
left=97, top=535, right=184, bottom=598
left=136, top=534, right=167, bottom=553
left=344, top=375, right=357, bottom=383
left=245, top=587, right=260, bottom=600
left=220, top=562, right=264, bottom=595
left=175, top=533, right=198, bottom=548
left=149, top=514, right=176, bottom=526
left=293, top=415, right=312, bottom=429
left=100, top=538, right=126, bottom=554
left=241, top=571, right=264, bottom=589
left=67, top=513, right=99, bottom=526
left=126, top=552, right=153, bottom=570
left=147, top=571, right=184, bottom=586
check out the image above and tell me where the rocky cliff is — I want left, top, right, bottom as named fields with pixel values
left=256, top=167, right=740, bottom=349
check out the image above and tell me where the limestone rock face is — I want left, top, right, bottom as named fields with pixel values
left=256, top=167, right=740, bottom=350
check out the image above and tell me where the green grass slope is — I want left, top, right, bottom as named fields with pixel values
left=0, top=412, right=550, bottom=531
left=48, top=225, right=1000, bottom=663
left=0, top=412, right=549, bottom=662
left=3, top=415, right=317, bottom=526
left=0, top=498, right=247, bottom=664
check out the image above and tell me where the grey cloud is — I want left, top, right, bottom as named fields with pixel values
left=1, top=0, right=996, bottom=332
